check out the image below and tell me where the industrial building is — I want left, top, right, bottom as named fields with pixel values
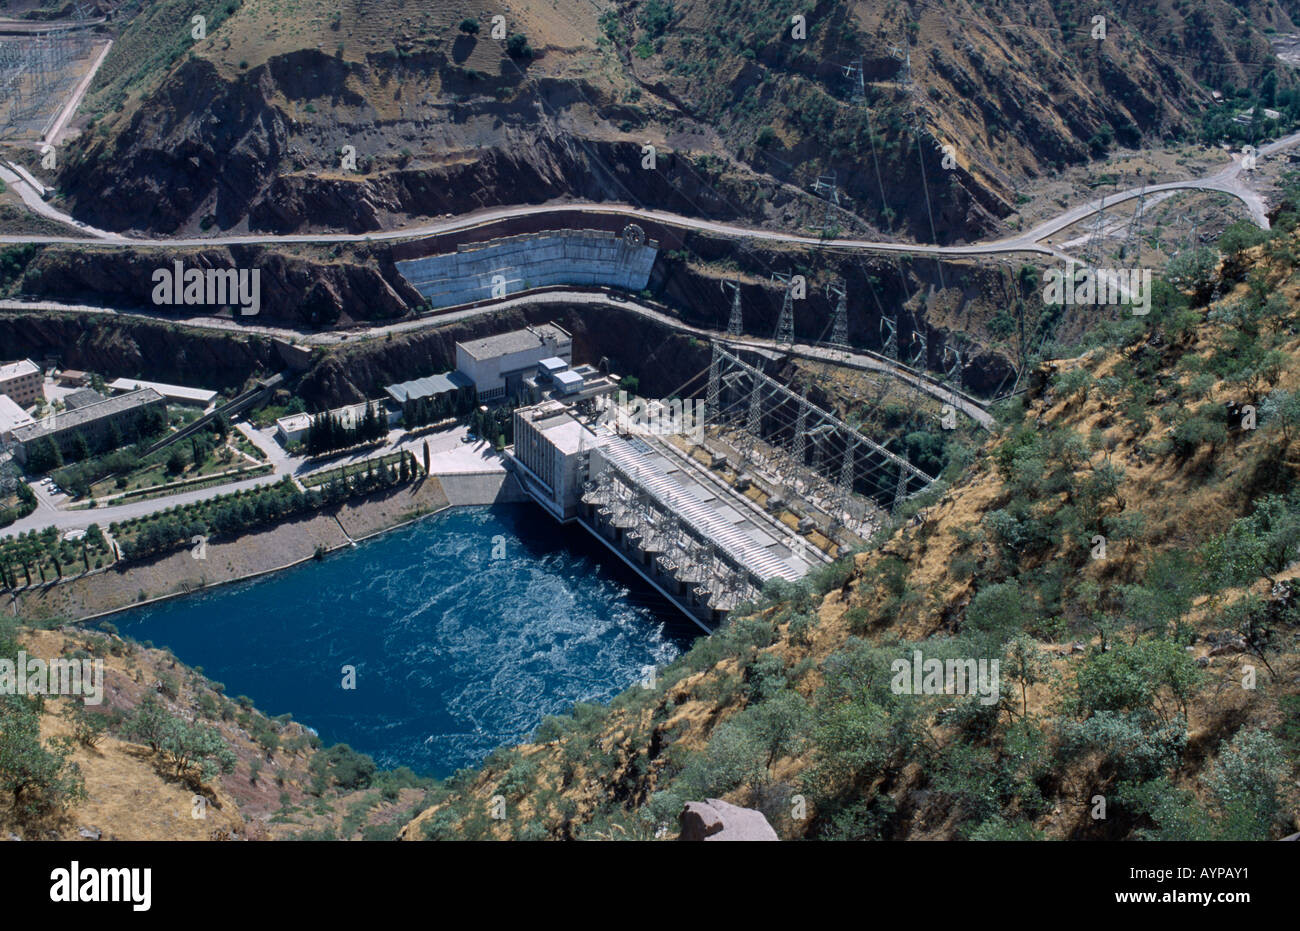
left=382, top=323, right=617, bottom=415
left=0, top=394, right=34, bottom=443
left=63, top=388, right=106, bottom=411
left=275, top=401, right=401, bottom=446
left=0, top=359, right=41, bottom=406
left=507, top=399, right=820, bottom=629
left=455, top=323, right=572, bottom=402
left=520, top=358, right=619, bottom=404
left=11, top=388, right=166, bottom=466
left=56, top=370, right=90, bottom=387
left=107, top=377, right=218, bottom=407
left=383, top=370, right=475, bottom=408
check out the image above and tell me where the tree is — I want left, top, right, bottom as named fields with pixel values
left=159, top=717, right=237, bottom=783
left=1262, top=389, right=1300, bottom=441
left=1003, top=633, right=1052, bottom=717
left=1203, top=728, right=1288, bottom=839
left=69, top=431, right=90, bottom=463
left=506, top=33, right=533, bottom=59
left=24, top=437, right=62, bottom=474
left=0, top=696, right=86, bottom=822
left=966, top=579, right=1033, bottom=645
left=166, top=448, right=187, bottom=476
left=126, top=695, right=170, bottom=752
left=422, top=440, right=430, bottom=475
left=1165, top=246, right=1218, bottom=304
left=458, top=17, right=479, bottom=34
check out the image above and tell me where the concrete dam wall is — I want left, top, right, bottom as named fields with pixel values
left=395, top=229, right=659, bottom=309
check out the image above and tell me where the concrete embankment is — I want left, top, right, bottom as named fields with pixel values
left=11, top=477, right=454, bottom=622
left=9, top=458, right=535, bottom=623
left=436, top=469, right=528, bottom=506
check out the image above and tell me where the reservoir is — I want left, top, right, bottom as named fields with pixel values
left=111, top=504, right=695, bottom=777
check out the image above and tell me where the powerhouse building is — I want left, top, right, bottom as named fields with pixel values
left=507, top=399, right=818, bottom=628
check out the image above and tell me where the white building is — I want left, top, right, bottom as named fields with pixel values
left=455, top=324, right=572, bottom=402
left=0, top=359, right=41, bottom=407
left=509, top=400, right=610, bottom=521
left=0, top=394, right=34, bottom=443
left=275, top=401, right=401, bottom=446
left=107, top=377, right=218, bottom=407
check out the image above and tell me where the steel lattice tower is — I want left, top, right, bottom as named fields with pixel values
left=722, top=279, right=742, bottom=337
left=826, top=279, right=848, bottom=348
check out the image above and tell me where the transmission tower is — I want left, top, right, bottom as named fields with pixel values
left=942, top=344, right=964, bottom=385
left=843, top=58, right=866, bottom=102
left=772, top=273, right=796, bottom=346
left=826, top=279, right=849, bottom=348
left=1124, top=185, right=1146, bottom=259
left=793, top=392, right=810, bottom=463
left=811, top=171, right=840, bottom=236
left=746, top=372, right=764, bottom=435
left=908, top=321, right=927, bottom=368
left=892, top=462, right=909, bottom=514
left=722, top=279, right=742, bottom=337
left=889, top=41, right=912, bottom=89
left=706, top=344, right=721, bottom=420
left=839, top=438, right=857, bottom=495
left=880, top=312, right=899, bottom=360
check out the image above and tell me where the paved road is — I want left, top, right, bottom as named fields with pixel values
left=2, top=469, right=285, bottom=537
left=1, top=286, right=994, bottom=426
left=1, top=133, right=1294, bottom=253
left=1021, top=131, right=1300, bottom=242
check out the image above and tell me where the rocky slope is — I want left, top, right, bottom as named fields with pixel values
left=45, top=0, right=1300, bottom=240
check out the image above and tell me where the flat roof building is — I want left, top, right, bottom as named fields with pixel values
left=509, top=400, right=611, bottom=521
left=553, top=370, right=584, bottom=395
left=64, top=388, right=107, bottom=411
left=275, top=401, right=401, bottom=447
left=455, top=324, right=571, bottom=402
left=107, top=377, right=218, bottom=406
left=0, top=394, right=34, bottom=443
left=11, top=388, right=166, bottom=466
left=0, top=359, right=41, bottom=407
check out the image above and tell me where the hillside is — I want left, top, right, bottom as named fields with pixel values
left=395, top=202, right=1300, bottom=841
left=5, top=182, right=1299, bottom=845
left=44, top=0, right=1300, bottom=237
left=0, top=620, right=432, bottom=840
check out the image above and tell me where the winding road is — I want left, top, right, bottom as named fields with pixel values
left=1, top=132, right=1295, bottom=254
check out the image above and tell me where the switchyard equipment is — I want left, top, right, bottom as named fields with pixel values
left=704, top=343, right=936, bottom=519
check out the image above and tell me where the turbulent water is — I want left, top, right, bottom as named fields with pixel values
left=112, top=505, right=693, bottom=777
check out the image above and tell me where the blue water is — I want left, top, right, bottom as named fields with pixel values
left=111, top=505, right=695, bottom=777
